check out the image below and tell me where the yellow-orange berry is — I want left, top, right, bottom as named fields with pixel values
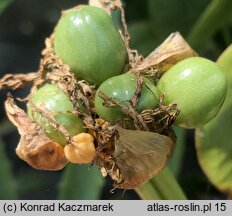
left=64, top=133, right=96, bottom=164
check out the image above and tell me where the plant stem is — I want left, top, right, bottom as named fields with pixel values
left=135, top=168, right=187, bottom=200
left=187, top=0, right=232, bottom=50
left=135, top=180, right=163, bottom=200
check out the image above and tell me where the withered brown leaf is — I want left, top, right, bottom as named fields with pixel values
left=135, top=32, right=198, bottom=73
left=0, top=72, right=42, bottom=90
left=113, top=127, right=174, bottom=189
left=5, top=95, right=68, bottom=170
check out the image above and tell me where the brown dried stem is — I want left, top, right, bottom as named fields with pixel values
left=98, top=90, right=149, bottom=131
left=140, top=103, right=180, bottom=134
left=130, top=74, right=143, bottom=107
left=28, top=101, right=71, bottom=141
left=0, top=72, right=43, bottom=91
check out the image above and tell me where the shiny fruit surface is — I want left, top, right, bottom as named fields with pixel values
left=54, top=5, right=127, bottom=86
left=27, top=84, right=86, bottom=146
left=95, top=72, right=159, bottom=122
left=157, top=57, right=227, bottom=128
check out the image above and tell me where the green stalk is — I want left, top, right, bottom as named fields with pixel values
left=135, top=168, right=187, bottom=200
left=135, top=180, right=163, bottom=200
left=187, top=0, right=232, bottom=50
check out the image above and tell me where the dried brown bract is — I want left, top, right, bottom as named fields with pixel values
left=113, top=127, right=175, bottom=189
left=5, top=95, right=68, bottom=170
left=134, top=32, right=198, bottom=81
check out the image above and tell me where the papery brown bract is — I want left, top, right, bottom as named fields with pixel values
left=135, top=32, right=198, bottom=73
left=5, top=96, right=68, bottom=170
left=113, top=127, right=175, bottom=189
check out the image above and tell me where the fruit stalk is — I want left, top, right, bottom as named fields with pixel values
left=135, top=168, right=187, bottom=200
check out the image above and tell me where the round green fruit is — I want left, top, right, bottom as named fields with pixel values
left=95, top=72, right=159, bottom=122
left=157, top=57, right=227, bottom=128
left=54, top=5, right=127, bottom=86
left=27, top=84, right=86, bottom=146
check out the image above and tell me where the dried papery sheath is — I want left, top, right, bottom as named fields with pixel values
left=5, top=95, right=68, bottom=170
left=134, top=32, right=198, bottom=79
left=111, top=127, right=175, bottom=189
left=93, top=123, right=176, bottom=189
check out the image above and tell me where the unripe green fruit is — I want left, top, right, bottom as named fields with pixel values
left=157, top=57, right=227, bottom=128
left=27, top=84, right=86, bottom=146
left=54, top=5, right=127, bottom=86
left=95, top=72, right=159, bottom=122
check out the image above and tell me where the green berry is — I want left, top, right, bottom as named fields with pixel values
left=95, top=72, right=159, bottom=122
left=27, top=84, right=86, bottom=146
left=54, top=5, right=127, bottom=86
left=157, top=57, right=227, bottom=128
